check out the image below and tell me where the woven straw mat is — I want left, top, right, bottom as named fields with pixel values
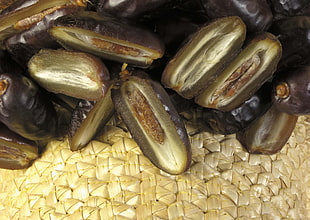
left=0, top=114, right=309, bottom=220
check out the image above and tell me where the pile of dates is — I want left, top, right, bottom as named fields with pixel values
left=0, top=0, right=309, bottom=175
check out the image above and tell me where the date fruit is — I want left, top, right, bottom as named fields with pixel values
left=269, top=16, right=310, bottom=71
left=0, top=123, right=38, bottom=169
left=0, top=72, right=58, bottom=140
left=28, top=49, right=110, bottom=101
left=161, top=16, right=246, bottom=99
left=96, top=0, right=170, bottom=19
left=198, top=82, right=272, bottom=134
left=112, top=73, right=191, bottom=175
left=272, top=65, right=310, bottom=115
left=0, top=0, right=85, bottom=48
left=195, top=32, right=282, bottom=111
left=236, top=105, right=298, bottom=155
left=199, top=0, right=273, bottom=33
left=5, top=4, right=82, bottom=68
left=269, top=0, right=309, bottom=19
left=49, top=11, right=165, bottom=68
left=68, top=86, right=114, bottom=151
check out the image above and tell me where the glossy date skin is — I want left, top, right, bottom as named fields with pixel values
left=199, top=0, right=273, bottom=33
left=5, top=4, right=82, bottom=68
left=0, top=0, right=39, bottom=16
left=269, top=16, right=310, bottom=71
left=0, top=52, right=58, bottom=141
left=96, top=0, right=171, bottom=19
left=269, top=0, right=310, bottom=19
left=272, top=65, right=310, bottom=115
left=237, top=105, right=298, bottom=155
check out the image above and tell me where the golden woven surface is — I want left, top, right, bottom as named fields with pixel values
left=0, top=116, right=309, bottom=219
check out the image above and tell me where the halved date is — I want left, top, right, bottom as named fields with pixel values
left=0, top=0, right=85, bottom=48
left=49, top=11, right=165, bottom=68
left=28, top=49, right=110, bottom=101
left=5, top=4, right=82, bottom=68
left=236, top=105, right=298, bottom=155
left=0, top=123, right=38, bottom=169
left=68, top=85, right=115, bottom=151
left=161, top=16, right=246, bottom=99
left=112, top=73, right=191, bottom=175
left=195, top=32, right=282, bottom=111
left=197, top=82, right=272, bottom=134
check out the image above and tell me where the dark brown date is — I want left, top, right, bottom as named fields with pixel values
left=112, top=73, right=191, bottom=175
left=269, top=16, right=310, bottom=71
left=272, top=65, right=310, bottom=115
left=0, top=53, right=58, bottom=141
left=96, top=0, right=171, bottom=19
left=199, top=0, right=273, bottom=33
left=237, top=105, right=298, bottom=155
left=269, top=0, right=309, bottom=19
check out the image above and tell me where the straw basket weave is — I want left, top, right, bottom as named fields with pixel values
left=0, top=114, right=309, bottom=220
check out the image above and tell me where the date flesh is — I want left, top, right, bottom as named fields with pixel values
left=68, top=86, right=114, bottom=151
left=195, top=32, right=282, bottom=111
left=28, top=49, right=110, bottom=101
left=49, top=11, right=165, bottom=68
left=112, top=74, right=191, bottom=175
left=161, top=16, right=246, bottom=99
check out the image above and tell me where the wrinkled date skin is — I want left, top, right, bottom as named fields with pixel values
left=0, top=53, right=58, bottom=141
left=269, top=0, right=310, bottom=19
left=199, top=0, right=273, bottom=33
left=269, top=16, right=310, bottom=71
left=272, top=65, right=310, bottom=115
left=237, top=105, right=298, bottom=155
